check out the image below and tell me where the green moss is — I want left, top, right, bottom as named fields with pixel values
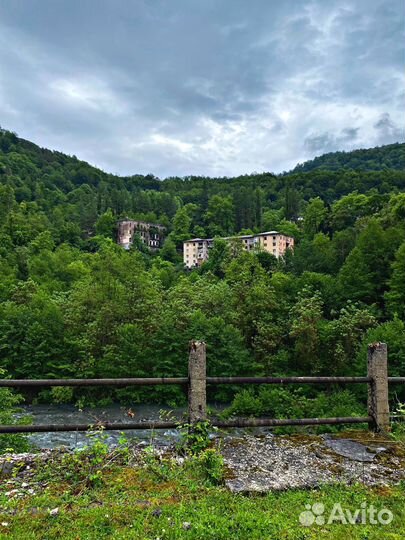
left=1, top=449, right=405, bottom=539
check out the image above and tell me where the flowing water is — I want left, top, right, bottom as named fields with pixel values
left=19, top=404, right=186, bottom=449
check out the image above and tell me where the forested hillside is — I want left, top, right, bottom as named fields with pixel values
left=292, top=143, right=405, bottom=173
left=0, top=127, right=404, bottom=408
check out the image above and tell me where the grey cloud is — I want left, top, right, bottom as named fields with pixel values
left=341, top=128, right=360, bottom=141
left=304, top=133, right=336, bottom=153
left=0, top=0, right=403, bottom=177
left=374, top=113, right=405, bottom=143
left=304, top=127, right=360, bottom=153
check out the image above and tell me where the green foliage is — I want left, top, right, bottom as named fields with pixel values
left=293, top=142, right=405, bottom=172
left=331, top=192, right=372, bottom=230
left=392, top=401, right=405, bottom=441
left=223, top=386, right=365, bottom=433
left=338, top=219, right=403, bottom=307
left=177, top=421, right=213, bottom=455
left=205, top=195, right=235, bottom=236
left=95, top=209, right=116, bottom=238
left=222, top=389, right=264, bottom=417
left=1, top=454, right=405, bottom=539
left=38, top=427, right=118, bottom=489
left=49, top=386, right=74, bottom=404
left=284, top=181, right=301, bottom=220
left=0, top=369, right=30, bottom=453
left=143, top=442, right=224, bottom=487
left=200, top=238, right=230, bottom=277
left=386, top=242, right=405, bottom=319
left=0, top=129, right=404, bottom=410
left=160, top=237, right=179, bottom=264
left=193, top=448, right=224, bottom=485
left=354, top=319, right=405, bottom=401
left=290, top=288, right=324, bottom=372
left=171, top=204, right=195, bottom=245
left=303, top=197, right=328, bottom=237
left=261, top=208, right=283, bottom=231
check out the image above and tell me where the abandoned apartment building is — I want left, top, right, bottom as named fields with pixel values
left=183, top=232, right=294, bottom=268
left=117, top=219, right=166, bottom=250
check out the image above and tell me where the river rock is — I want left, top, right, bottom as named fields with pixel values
left=220, top=434, right=405, bottom=493
left=323, top=437, right=386, bottom=462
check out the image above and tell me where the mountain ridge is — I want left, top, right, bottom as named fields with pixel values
left=1, top=127, right=404, bottom=181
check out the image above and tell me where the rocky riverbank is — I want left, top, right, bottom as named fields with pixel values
left=1, top=432, right=404, bottom=497
left=220, top=432, right=405, bottom=492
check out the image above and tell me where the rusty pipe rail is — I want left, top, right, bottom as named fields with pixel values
left=213, top=416, right=372, bottom=428
left=0, top=376, right=373, bottom=387
left=0, top=421, right=179, bottom=433
left=0, top=342, right=400, bottom=435
left=207, top=376, right=371, bottom=384
left=0, top=416, right=372, bottom=434
left=0, top=377, right=188, bottom=387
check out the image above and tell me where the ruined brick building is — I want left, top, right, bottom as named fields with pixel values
left=117, top=219, right=166, bottom=250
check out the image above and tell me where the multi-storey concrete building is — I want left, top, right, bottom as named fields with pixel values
left=183, top=231, right=294, bottom=268
left=117, top=219, right=166, bottom=250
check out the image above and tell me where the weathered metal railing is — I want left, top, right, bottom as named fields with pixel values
left=0, top=378, right=188, bottom=387
left=0, top=341, right=403, bottom=435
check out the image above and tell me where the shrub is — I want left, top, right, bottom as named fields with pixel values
left=50, top=385, right=74, bottom=404
left=177, top=420, right=213, bottom=455
left=223, top=386, right=366, bottom=433
left=38, top=427, right=117, bottom=489
left=392, top=402, right=405, bottom=442
left=0, top=369, right=31, bottom=453
left=194, top=448, right=224, bottom=485
left=222, top=389, right=264, bottom=417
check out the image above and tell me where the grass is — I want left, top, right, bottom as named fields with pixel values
left=0, top=442, right=405, bottom=540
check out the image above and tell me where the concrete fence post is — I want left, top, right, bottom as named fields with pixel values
left=367, top=342, right=390, bottom=433
left=188, top=340, right=207, bottom=425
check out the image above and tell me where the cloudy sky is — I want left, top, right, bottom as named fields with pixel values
left=0, top=0, right=404, bottom=177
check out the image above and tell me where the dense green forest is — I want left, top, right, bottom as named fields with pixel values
left=0, top=127, right=404, bottom=409
left=292, top=143, right=405, bottom=173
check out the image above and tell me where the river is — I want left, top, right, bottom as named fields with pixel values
left=17, top=403, right=277, bottom=449
left=19, top=403, right=187, bottom=449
